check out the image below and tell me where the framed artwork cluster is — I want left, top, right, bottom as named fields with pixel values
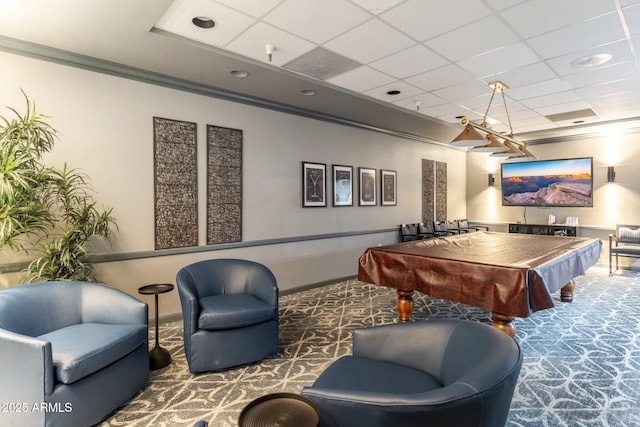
left=302, top=161, right=396, bottom=208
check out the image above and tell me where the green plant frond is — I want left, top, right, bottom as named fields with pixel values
left=3, top=92, right=115, bottom=282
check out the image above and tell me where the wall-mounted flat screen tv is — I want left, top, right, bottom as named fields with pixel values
left=501, top=157, right=593, bottom=207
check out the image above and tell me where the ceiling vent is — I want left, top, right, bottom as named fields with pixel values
left=283, top=47, right=361, bottom=81
left=545, top=109, right=597, bottom=123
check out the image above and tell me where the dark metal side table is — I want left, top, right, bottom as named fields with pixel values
left=138, top=283, right=174, bottom=370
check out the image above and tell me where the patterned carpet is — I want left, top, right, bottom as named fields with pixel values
left=99, top=266, right=640, bottom=427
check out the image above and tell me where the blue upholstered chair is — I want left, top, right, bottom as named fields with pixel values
left=0, top=281, right=149, bottom=427
left=176, top=259, right=279, bottom=373
left=609, top=224, right=640, bottom=273
left=302, top=320, right=522, bottom=427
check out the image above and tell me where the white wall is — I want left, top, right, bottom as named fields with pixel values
left=0, top=51, right=466, bottom=317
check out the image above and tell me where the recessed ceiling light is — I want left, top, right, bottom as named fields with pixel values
left=301, top=89, right=316, bottom=96
left=230, top=70, right=249, bottom=78
left=570, top=53, right=612, bottom=69
left=387, top=90, right=401, bottom=95
left=192, top=16, right=215, bottom=29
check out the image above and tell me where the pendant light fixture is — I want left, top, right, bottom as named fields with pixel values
left=451, top=81, right=536, bottom=161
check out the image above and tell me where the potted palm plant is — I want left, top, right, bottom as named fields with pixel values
left=0, top=92, right=116, bottom=282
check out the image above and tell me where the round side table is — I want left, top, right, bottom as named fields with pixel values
left=138, top=283, right=174, bottom=370
left=239, top=393, right=319, bottom=427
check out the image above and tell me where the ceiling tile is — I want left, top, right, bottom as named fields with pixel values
left=456, top=92, right=495, bottom=111
left=534, top=101, right=594, bottom=116
left=13, top=0, right=640, bottom=141
left=519, top=91, right=581, bottom=109
left=393, top=92, right=447, bottom=110
left=507, top=78, right=572, bottom=101
left=457, top=42, right=540, bottom=78
left=527, top=12, right=626, bottom=59
left=364, top=80, right=423, bottom=102
left=155, top=0, right=256, bottom=47
left=544, top=39, right=634, bottom=76
left=562, top=61, right=638, bottom=89
left=484, top=0, right=527, bottom=11
left=225, top=22, right=316, bottom=65
left=327, top=66, right=396, bottom=92
left=622, top=3, right=640, bottom=37
left=214, top=0, right=284, bottom=18
left=369, top=45, right=448, bottom=79
left=380, top=0, right=492, bottom=41
left=487, top=62, right=558, bottom=89
left=499, top=0, right=615, bottom=39
left=350, top=0, right=405, bottom=15
left=425, top=15, right=520, bottom=62
left=433, top=79, right=495, bottom=102
left=264, top=0, right=370, bottom=44
left=514, top=117, right=557, bottom=132
left=597, top=105, right=640, bottom=121
left=574, top=77, right=640, bottom=99
left=589, top=91, right=639, bottom=107
left=507, top=108, right=547, bottom=121
left=324, top=19, right=415, bottom=63
left=406, top=64, right=476, bottom=91
left=420, top=102, right=475, bottom=123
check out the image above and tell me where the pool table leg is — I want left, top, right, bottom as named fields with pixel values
left=560, top=280, right=575, bottom=302
left=396, top=289, right=414, bottom=322
left=491, top=313, right=516, bottom=337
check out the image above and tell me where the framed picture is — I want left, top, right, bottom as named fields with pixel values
left=302, top=161, right=326, bottom=207
left=381, top=169, right=397, bottom=206
left=332, top=165, right=353, bottom=206
left=358, top=167, right=376, bottom=206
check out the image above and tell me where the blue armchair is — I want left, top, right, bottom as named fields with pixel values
left=176, top=259, right=279, bottom=373
left=0, top=281, right=149, bottom=427
left=302, top=319, right=522, bottom=427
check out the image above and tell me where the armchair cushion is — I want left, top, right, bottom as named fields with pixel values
left=38, top=323, right=147, bottom=384
left=617, top=226, right=640, bottom=244
left=199, top=294, right=276, bottom=330
left=311, top=356, right=442, bottom=395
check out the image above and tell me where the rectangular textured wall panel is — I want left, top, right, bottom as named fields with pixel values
left=422, top=159, right=435, bottom=223
left=153, top=117, right=198, bottom=249
left=435, top=161, right=447, bottom=221
left=207, top=125, right=242, bottom=244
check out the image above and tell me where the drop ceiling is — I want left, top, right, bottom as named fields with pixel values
left=1, top=0, right=640, bottom=144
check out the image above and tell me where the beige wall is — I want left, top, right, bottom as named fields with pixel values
left=465, top=130, right=640, bottom=266
left=0, top=51, right=466, bottom=317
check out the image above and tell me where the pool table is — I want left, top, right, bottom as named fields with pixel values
left=358, top=231, right=602, bottom=336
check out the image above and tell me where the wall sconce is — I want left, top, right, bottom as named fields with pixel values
left=607, top=166, right=616, bottom=182
left=488, top=173, right=495, bottom=186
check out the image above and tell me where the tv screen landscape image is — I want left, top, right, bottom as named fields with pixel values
left=501, top=157, right=593, bottom=207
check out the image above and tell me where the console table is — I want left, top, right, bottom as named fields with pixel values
left=509, top=223, right=577, bottom=237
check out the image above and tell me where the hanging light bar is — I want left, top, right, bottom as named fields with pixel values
left=472, top=133, right=508, bottom=153
left=490, top=140, right=523, bottom=157
left=450, top=123, right=486, bottom=147
left=506, top=143, right=536, bottom=161
left=450, top=81, right=536, bottom=161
